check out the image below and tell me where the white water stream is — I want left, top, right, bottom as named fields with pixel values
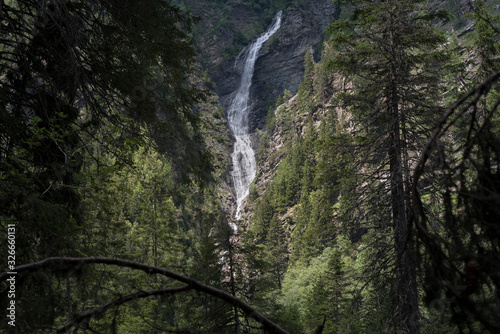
left=228, top=11, right=282, bottom=223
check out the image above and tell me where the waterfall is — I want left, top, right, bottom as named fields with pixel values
left=228, top=11, right=282, bottom=222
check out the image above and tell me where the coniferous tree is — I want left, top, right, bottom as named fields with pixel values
left=264, top=214, right=289, bottom=290
left=0, top=0, right=213, bottom=332
left=327, top=1, right=450, bottom=332
left=0, top=0, right=211, bottom=262
left=411, top=2, right=500, bottom=331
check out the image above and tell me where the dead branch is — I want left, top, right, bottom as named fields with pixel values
left=0, top=257, right=289, bottom=334
left=58, top=286, right=191, bottom=333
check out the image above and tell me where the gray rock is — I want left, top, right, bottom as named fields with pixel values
left=214, top=0, right=338, bottom=133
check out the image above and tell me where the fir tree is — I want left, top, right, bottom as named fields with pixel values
left=327, top=0, right=450, bottom=332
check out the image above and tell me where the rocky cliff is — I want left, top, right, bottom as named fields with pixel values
left=213, top=0, right=339, bottom=132
left=182, top=0, right=339, bottom=218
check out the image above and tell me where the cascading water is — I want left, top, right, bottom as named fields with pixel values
left=228, top=11, right=282, bottom=222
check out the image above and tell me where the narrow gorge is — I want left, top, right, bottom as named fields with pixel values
left=2, top=0, right=499, bottom=333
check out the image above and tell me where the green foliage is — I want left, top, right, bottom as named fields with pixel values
left=296, top=51, right=316, bottom=116
left=283, top=89, right=293, bottom=101
left=241, top=0, right=500, bottom=332
left=267, top=34, right=280, bottom=49
left=0, top=1, right=231, bottom=332
left=2, top=0, right=500, bottom=332
left=256, top=131, right=316, bottom=219
left=325, top=1, right=453, bottom=331
left=263, top=214, right=289, bottom=289
left=303, top=51, right=315, bottom=90
left=411, top=4, right=500, bottom=326
left=242, top=0, right=500, bottom=332
left=249, top=184, right=259, bottom=202
left=0, top=0, right=212, bottom=262
left=251, top=190, right=276, bottom=239
left=280, top=245, right=364, bottom=333
left=464, top=0, right=500, bottom=85
left=225, top=30, right=252, bottom=59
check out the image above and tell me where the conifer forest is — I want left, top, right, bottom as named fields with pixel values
left=1, top=0, right=500, bottom=333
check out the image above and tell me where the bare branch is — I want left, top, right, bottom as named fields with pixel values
left=58, top=286, right=191, bottom=333
left=411, top=69, right=500, bottom=236
left=0, top=257, right=289, bottom=334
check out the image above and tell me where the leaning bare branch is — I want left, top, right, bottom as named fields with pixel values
left=0, top=257, right=290, bottom=334
left=411, top=69, right=500, bottom=234
left=58, top=286, right=191, bottom=333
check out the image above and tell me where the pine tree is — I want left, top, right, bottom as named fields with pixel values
left=297, top=50, right=316, bottom=115
left=0, top=1, right=212, bottom=332
left=303, top=50, right=315, bottom=93
left=411, top=2, right=500, bottom=331
left=327, top=0, right=450, bottom=332
left=0, top=0, right=212, bottom=267
left=264, top=214, right=289, bottom=290
left=465, top=0, right=500, bottom=87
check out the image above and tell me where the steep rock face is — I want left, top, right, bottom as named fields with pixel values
left=191, top=0, right=338, bottom=218
left=214, top=0, right=339, bottom=133
left=185, top=1, right=263, bottom=73
left=249, top=1, right=338, bottom=130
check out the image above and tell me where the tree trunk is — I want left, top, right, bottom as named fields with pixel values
left=389, top=101, right=420, bottom=334
left=389, top=26, right=420, bottom=332
left=228, top=239, right=241, bottom=334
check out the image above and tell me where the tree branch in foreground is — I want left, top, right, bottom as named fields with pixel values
left=58, top=286, right=191, bottom=333
left=411, top=69, right=500, bottom=238
left=0, top=257, right=289, bottom=334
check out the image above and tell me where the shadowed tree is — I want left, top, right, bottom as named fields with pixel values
left=0, top=0, right=211, bottom=262
left=0, top=0, right=212, bottom=331
left=327, top=0, right=450, bottom=332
